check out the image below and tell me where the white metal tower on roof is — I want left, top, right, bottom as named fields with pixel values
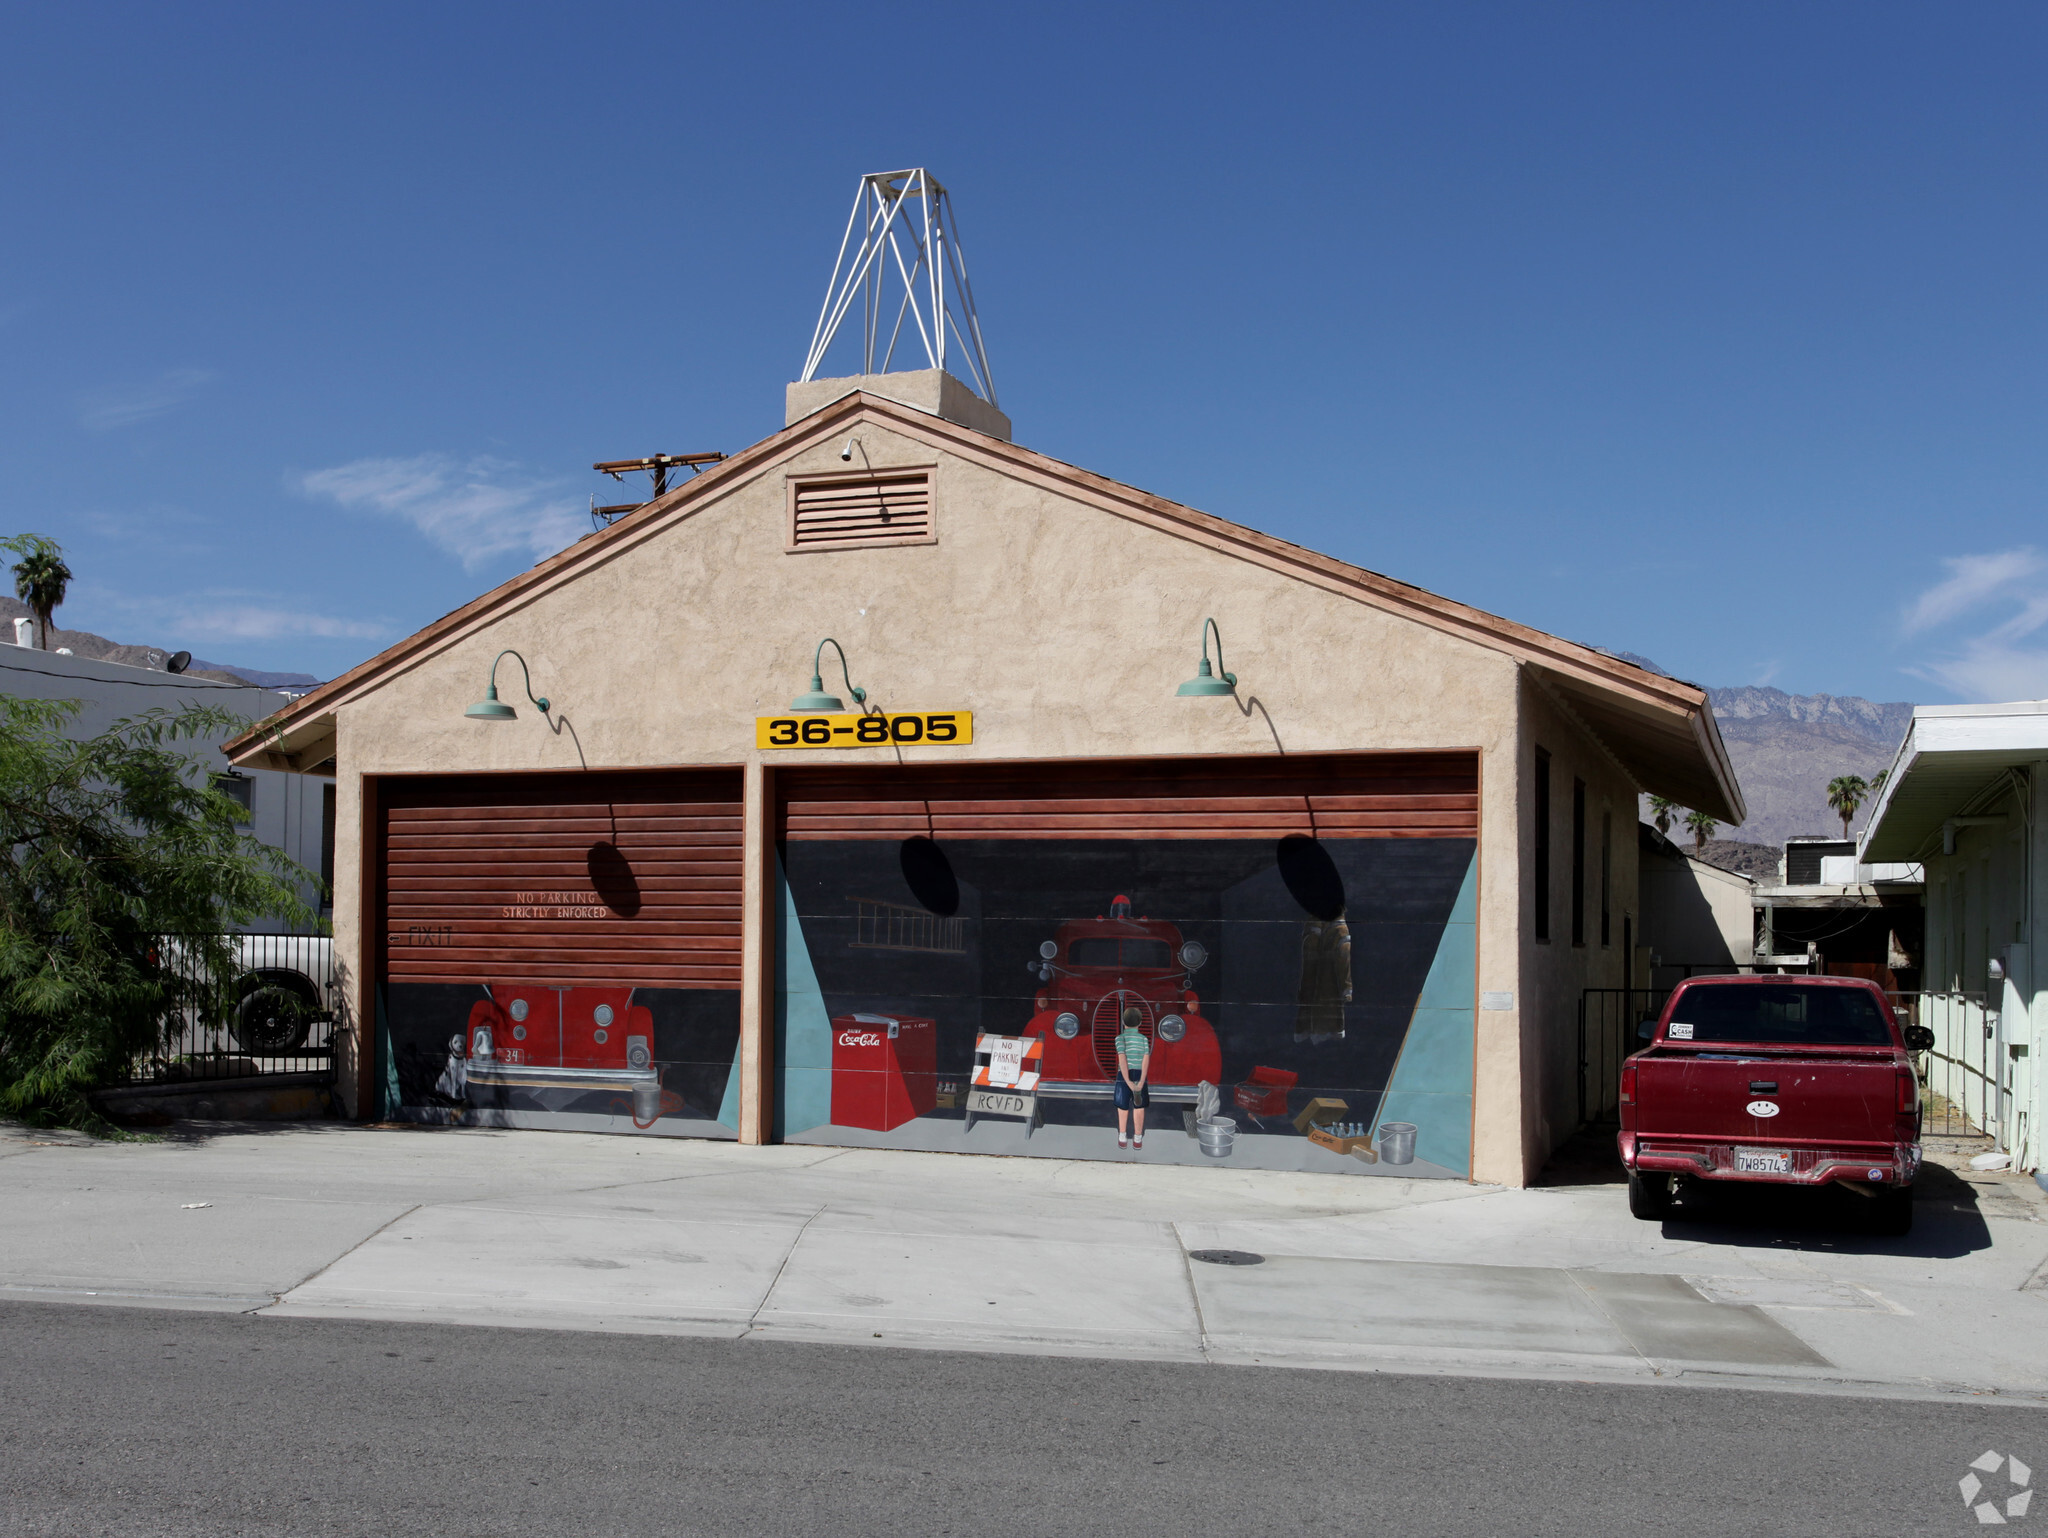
left=800, top=169, right=997, bottom=408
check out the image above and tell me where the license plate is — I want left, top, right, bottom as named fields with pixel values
left=1734, top=1149, right=1792, bottom=1174
left=966, top=1089, right=1032, bottom=1118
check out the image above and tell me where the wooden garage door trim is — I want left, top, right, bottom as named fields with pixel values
left=380, top=768, right=745, bottom=987
left=777, top=752, right=1479, bottom=841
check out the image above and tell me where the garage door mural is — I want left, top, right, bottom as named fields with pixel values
left=775, top=756, right=1479, bottom=1177
left=376, top=770, right=744, bottom=1138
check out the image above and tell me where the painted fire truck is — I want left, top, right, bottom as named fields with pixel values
left=451, top=983, right=673, bottom=1128
left=1021, top=895, right=1222, bottom=1108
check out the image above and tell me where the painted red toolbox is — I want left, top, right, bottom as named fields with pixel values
left=830, top=1012, right=937, bottom=1132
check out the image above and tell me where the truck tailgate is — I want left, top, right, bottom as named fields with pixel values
left=1635, top=1051, right=1902, bottom=1146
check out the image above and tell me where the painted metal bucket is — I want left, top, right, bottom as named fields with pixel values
left=1376, top=1121, right=1417, bottom=1166
left=632, top=1078, right=663, bottom=1126
left=1196, top=1116, right=1237, bottom=1159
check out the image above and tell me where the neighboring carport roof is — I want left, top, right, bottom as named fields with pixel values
left=222, top=389, right=1745, bottom=821
left=1859, top=700, right=2048, bottom=863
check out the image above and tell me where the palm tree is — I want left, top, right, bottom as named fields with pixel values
left=3, top=534, right=71, bottom=649
left=1646, top=796, right=1677, bottom=836
left=1826, top=774, right=1869, bottom=840
left=1683, top=808, right=1718, bottom=851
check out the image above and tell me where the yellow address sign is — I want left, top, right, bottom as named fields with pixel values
left=755, top=711, right=974, bottom=749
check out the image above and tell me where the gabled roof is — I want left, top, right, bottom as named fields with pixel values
left=225, top=390, right=1744, bottom=820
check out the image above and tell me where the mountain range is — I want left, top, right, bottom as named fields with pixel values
left=1703, top=685, right=1914, bottom=850
left=1610, top=650, right=1915, bottom=851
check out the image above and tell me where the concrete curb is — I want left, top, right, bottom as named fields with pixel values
left=93, top=1074, right=336, bottom=1123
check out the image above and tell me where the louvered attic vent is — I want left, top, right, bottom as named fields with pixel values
left=786, top=468, right=935, bottom=552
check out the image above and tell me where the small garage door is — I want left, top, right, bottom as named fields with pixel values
left=772, top=753, right=1482, bottom=1177
left=377, top=769, right=745, bottom=1137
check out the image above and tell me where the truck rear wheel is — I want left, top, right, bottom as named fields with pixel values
left=1628, top=1171, right=1671, bottom=1221
left=232, top=982, right=313, bottom=1053
left=1866, top=1188, right=1913, bottom=1236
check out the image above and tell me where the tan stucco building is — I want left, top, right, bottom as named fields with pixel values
left=228, top=375, right=1742, bottom=1186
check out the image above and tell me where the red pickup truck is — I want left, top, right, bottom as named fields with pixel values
left=1618, top=976, right=1936, bottom=1235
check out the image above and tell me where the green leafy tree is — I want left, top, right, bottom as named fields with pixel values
left=1683, top=808, right=1718, bottom=851
left=1826, top=774, right=1870, bottom=839
left=0, top=698, right=323, bottom=1132
left=2, top=533, right=72, bottom=649
left=1646, top=795, right=1677, bottom=836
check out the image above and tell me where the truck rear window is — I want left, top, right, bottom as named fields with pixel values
left=1667, top=985, right=1892, bottom=1046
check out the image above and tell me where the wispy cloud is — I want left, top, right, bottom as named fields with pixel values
left=77, top=367, right=218, bottom=431
left=1902, top=546, right=2048, bottom=701
left=72, top=505, right=215, bottom=549
left=1751, top=659, right=1782, bottom=687
left=83, top=586, right=389, bottom=645
left=163, top=603, right=389, bottom=642
left=297, top=453, right=584, bottom=571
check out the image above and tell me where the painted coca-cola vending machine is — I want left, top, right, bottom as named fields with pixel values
left=829, top=1011, right=937, bottom=1132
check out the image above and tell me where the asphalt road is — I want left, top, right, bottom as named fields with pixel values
left=0, top=1301, right=2039, bottom=1538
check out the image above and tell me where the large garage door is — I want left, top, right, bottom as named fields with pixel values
left=777, top=753, right=1478, bottom=840
left=772, top=753, right=1481, bottom=1177
left=377, top=769, right=745, bottom=1138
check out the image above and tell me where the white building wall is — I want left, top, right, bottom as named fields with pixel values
left=1639, top=842, right=1755, bottom=969
left=0, top=644, right=331, bottom=925
left=1916, top=765, right=2043, bottom=1171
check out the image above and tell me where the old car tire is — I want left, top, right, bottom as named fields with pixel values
left=232, top=984, right=311, bottom=1053
left=1868, top=1188, right=1914, bottom=1236
left=1627, top=1171, right=1671, bottom=1221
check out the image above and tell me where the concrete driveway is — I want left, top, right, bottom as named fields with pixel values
left=5, top=1120, right=2044, bottom=1402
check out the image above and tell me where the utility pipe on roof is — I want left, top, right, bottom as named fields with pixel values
left=1944, top=815, right=2007, bottom=855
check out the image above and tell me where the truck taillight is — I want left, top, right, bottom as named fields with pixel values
left=1620, top=1063, right=1637, bottom=1105
left=1897, top=1069, right=1918, bottom=1114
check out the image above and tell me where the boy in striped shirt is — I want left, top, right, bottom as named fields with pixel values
left=1112, top=1007, right=1151, bottom=1149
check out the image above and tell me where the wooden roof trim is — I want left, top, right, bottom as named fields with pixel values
left=1688, top=703, right=1747, bottom=825
left=226, top=389, right=1710, bottom=758
left=1525, top=667, right=1649, bottom=798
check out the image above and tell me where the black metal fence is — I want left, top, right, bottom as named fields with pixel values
left=117, top=933, right=338, bottom=1086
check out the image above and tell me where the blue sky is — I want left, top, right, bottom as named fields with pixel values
left=3, top=2, right=2043, bottom=700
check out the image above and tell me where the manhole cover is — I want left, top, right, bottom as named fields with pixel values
left=1189, top=1249, right=1265, bottom=1266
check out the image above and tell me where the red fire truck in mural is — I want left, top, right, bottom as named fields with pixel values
left=453, top=984, right=672, bottom=1127
left=1022, top=896, right=1223, bottom=1103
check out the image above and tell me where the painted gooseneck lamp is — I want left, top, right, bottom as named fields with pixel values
left=791, top=637, right=867, bottom=712
left=465, top=649, right=551, bottom=721
left=1176, top=617, right=1238, bottom=697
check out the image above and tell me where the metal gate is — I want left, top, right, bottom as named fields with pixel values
left=1896, top=991, right=1999, bottom=1142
